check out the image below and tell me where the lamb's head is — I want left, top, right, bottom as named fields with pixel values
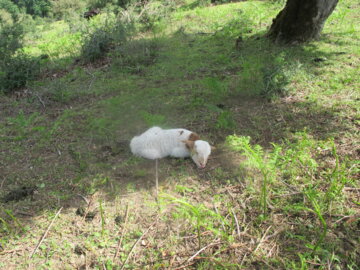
left=185, top=140, right=212, bottom=168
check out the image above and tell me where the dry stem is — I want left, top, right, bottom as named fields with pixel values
left=29, top=207, right=63, bottom=258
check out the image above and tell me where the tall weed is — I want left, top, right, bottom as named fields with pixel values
left=227, top=132, right=355, bottom=257
left=161, top=194, right=230, bottom=248
left=227, top=136, right=280, bottom=215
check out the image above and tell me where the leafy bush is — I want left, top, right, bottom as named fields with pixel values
left=50, top=0, right=87, bottom=20
left=81, top=27, right=113, bottom=62
left=81, top=19, right=130, bottom=63
left=0, top=1, right=40, bottom=93
left=0, top=0, right=20, bottom=23
left=12, top=0, right=51, bottom=17
left=139, top=0, right=176, bottom=30
left=87, top=0, right=137, bottom=10
left=261, top=53, right=291, bottom=98
left=0, top=53, right=40, bottom=93
left=0, top=23, right=23, bottom=59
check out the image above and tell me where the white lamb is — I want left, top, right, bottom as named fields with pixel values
left=130, top=126, right=212, bottom=168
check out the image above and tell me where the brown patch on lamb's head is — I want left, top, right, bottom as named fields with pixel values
left=183, top=140, right=195, bottom=150
left=188, top=132, right=200, bottom=141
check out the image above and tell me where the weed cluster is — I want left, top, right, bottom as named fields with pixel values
left=227, top=131, right=358, bottom=265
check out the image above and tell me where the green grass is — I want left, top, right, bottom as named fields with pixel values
left=0, top=0, right=359, bottom=269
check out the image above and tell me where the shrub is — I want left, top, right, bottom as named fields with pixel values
left=0, top=23, right=24, bottom=59
left=81, top=19, right=130, bottom=63
left=50, top=0, right=87, bottom=20
left=261, top=57, right=290, bottom=98
left=0, top=54, right=40, bottom=93
left=12, top=0, right=51, bottom=17
left=0, top=0, right=20, bottom=23
left=81, top=27, right=113, bottom=62
left=139, top=0, right=176, bottom=30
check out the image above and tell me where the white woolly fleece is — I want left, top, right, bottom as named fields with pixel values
left=130, top=127, right=211, bottom=168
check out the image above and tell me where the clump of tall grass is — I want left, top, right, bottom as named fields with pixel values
left=160, top=194, right=231, bottom=249
left=227, top=131, right=355, bottom=254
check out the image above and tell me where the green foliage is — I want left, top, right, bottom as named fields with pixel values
left=138, top=0, right=176, bottom=31
left=45, top=79, right=73, bottom=104
left=13, top=0, right=51, bottom=17
left=4, top=110, right=42, bottom=140
left=228, top=132, right=356, bottom=260
left=303, top=187, right=328, bottom=255
left=81, top=18, right=130, bottom=63
left=261, top=52, right=291, bottom=98
left=115, top=38, right=159, bottom=71
left=50, top=0, right=87, bottom=20
left=81, top=27, right=114, bottom=62
left=161, top=194, right=230, bottom=247
left=203, top=77, right=227, bottom=103
left=0, top=53, right=40, bottom=93
left=140, top=111, right=166, bottom=126
left=0, top=23, right=23, bottom=58
left=227, top=135, right=280, bottom=215
left=87, top=0, right=115, bottom=9
left=215, top=110, right=235, bottom=130
left=0, top=3, right=41, bottom=93
left=0, top=0, right=20, bottom=23
left=68, top=145, right=89, bottom=174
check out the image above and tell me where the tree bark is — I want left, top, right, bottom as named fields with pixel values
left=267, top=0, right=339, bottom=44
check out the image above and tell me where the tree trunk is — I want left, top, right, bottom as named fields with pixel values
left=267, top=0, right=339, bottom=44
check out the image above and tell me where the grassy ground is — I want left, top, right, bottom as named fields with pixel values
left=0, top=0, right=359, bottom=269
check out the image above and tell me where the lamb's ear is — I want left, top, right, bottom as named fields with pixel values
left=188, top=132, right=200, bottom=141
left=183, top=140, right=195, bottom=150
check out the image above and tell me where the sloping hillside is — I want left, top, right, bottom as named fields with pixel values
left=0, top=0, right=359, bottom=269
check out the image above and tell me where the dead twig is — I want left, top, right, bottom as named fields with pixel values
left=0, top=178, right=6, bottom=189
left=32, top=91, right=46, bottom=108
left=114, top=204, right=130, bottom=260
left=186, top=241, right=222, bottom=263
left=85, top=252, right=88, bottom=270
left=0, top=248, right=26, bottom=255
left=265, top=228, right=285, bottom=241
left=168, top=255, right=176, bottom=270
left=174, top=261, right=197, bottom=270
left=120, top=219, right=158, bottom=270
left=272, top=192, right=302, bottom=198
left=77, top=194, right=89, bottom=205
left=253, top=226, right=272, bottom=254
left=231, top=208, right=241, bottom=239
left=344, top=187, right=360, bottom=191
left=239, top=253, right=247, bottom=269
left=14, top=211, right=34, bottom=217
left=29, top=207, right=63, bottom=258
left=335, top=214, right=360, bottom=224
left=213, top=205, right=226, bottom=231
left=85, top=69, right=96, bottom=91
left=82, top=194, right=95, bottom=222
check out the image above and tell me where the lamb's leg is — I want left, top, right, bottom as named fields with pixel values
left=139, top=149, right=161, bottom=160
left=155, top=159, right=158, bottom=199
